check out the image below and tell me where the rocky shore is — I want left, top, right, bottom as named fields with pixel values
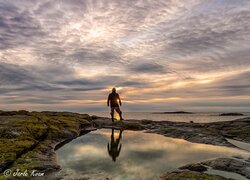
left=175, top=157, right=250, bottom=179
left=92, top=115, right=250, bottom=147
left=0, top=111, right=249, bottom=179
left=0, top=111, right=94, bottom=180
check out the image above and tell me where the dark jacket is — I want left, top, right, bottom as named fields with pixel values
left=107, top=92, right=121, bottom=107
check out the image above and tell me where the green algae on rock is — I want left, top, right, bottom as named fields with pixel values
left=0, top=111, right=94, bottom=179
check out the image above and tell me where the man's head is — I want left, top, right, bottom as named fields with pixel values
left=112, top=88, right=116, bottom=93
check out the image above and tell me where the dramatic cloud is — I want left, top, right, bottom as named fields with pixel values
left=128, top=63, right=167, bottom=74
left=0, top=0, right=250, bottom=112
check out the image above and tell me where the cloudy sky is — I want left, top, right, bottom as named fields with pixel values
left=0, top=0, right=250, bottom=112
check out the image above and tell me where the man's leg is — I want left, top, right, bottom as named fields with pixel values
left=119, top=112, right=124, bottom=120
left=110, top=107, right=115, bottom=122
left=115, top=107, right=123, bottom=120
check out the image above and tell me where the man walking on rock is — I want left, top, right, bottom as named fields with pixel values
left=107, top=88, right=123, bottom=122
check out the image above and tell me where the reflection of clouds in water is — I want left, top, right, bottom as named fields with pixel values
left=127, top=132, right=247, bottom=152
left=56, top=130, right=250, bottom=179
left=118, top=161, right=154, bottom=179
left=128, top=149, right=165, bottom=160
left=73, top=145, right=106, bottom=158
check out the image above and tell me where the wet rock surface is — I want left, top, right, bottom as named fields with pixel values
left=144, top=118, right=250, bottom=147
left=89, top=117, right=250, bottom=147
left=179, top=163, right=208, bottom=172
left=173, top=157, right=250, bottom=179
left=158, top=170, right=233, bottom=180
left=91, top=116, right=250, bottom=148
left=202, top=158, right=250, bottom=179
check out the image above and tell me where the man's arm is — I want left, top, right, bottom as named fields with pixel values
left=118, top=94, right=122, bottom=106
left=107, top=94, right=110, bottom=107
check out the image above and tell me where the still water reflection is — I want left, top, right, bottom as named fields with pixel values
left=56, top=129, right=249, bottom=180
left=107, top=129, right=123, bottom=162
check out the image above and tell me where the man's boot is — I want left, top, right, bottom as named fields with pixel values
left=119, top=112, right=124, bottom=120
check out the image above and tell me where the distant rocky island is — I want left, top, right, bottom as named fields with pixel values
left=219, top=113, right=244, bottom=116
left=152, top=111, right=246, bottom=116
left=152, top=111, right=194, bottom=114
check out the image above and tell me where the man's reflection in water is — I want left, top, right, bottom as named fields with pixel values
left=107, top=128, right=123, bottom=162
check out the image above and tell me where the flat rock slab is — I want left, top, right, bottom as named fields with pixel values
left=144, top=118, right=250, bottom=147
left=159, top=170, right=233, bottom=180
left=92, top=117, right=250, bottom=148
left=202, top=158, right=250, bottom=179
left=177, top=157, right=250, bottom=179
left=179, top=163, right=208, bottom=172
